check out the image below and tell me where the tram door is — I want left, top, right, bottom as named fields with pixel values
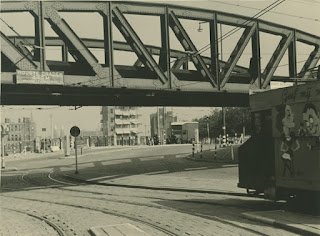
left=239, top=109, right=274, bottom=192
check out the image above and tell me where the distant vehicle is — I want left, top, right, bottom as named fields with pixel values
left=153, top=135, right=159, bottom=145
left=238, top=81, right=320, bottom=202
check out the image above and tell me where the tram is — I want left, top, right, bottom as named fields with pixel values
left=238, top=81, right=320, bottom=201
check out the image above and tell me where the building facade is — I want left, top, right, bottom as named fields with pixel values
left=101, top=106, right=141, bottom=146
left=2, top=117, right=37, bottom=154
left=150, top=108, right=177, bottom=144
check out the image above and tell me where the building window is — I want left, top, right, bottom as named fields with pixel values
left=110, top=108, right=114, bottom=113
left=8, top=136, right=10, bottom=141
left=111, top=117, right=114, bottom=122
left=15, top=135, right=18, bottom=141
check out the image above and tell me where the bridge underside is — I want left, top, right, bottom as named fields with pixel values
left=1, top=84, right=248, bottom=107
left=1, top=1, right=319, bottom=106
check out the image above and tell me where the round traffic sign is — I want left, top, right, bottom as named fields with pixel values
left=70, top=126, right=80, bottom=137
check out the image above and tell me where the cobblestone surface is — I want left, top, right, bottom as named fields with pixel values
left=1, top=207, right=59, bottom=236
left=1, top=145, right=314, bottom=236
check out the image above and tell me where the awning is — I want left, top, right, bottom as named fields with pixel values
left=115, top=109, right=122, bottom=115
left=122, top=129, right=130, bottom=134
left=115, top=119, right=123, bottom=124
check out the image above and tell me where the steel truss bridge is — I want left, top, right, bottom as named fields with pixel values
left=1, top=1, right=320, bottom=106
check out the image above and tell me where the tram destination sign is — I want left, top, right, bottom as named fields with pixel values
left=16, top=70, right=64, bottom=85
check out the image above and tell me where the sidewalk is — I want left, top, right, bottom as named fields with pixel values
left=187, top=144, right=239, bottom=163
left=243, top=210, right=320, bottom=236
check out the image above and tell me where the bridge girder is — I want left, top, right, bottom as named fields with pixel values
left=1, top=1, right=320, bottom=106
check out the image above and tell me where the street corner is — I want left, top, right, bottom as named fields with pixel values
left=242, top=210, right=320, bottom=236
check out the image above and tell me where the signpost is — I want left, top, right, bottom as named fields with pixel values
left=42, top=128, right=46, bottom=153
left=1, top=125, right=9, bottom=186
left=70, top=126, right=80, bottom=174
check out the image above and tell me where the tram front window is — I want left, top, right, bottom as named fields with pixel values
left=253, top=110, right=272, bottom=136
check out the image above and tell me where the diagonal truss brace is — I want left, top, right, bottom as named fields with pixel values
left=168, top=11, right=217, bottom=87
left=0, top=32, right=38, bottom=70
left=112, top=7, right=168, bottom=84
left=262, top=32, right=294, bottom=88
left=44, top=6, right=111, bottom=86
left=220, top=23, right=257, bottom=88
left=299, top=46, right=320, bottom=79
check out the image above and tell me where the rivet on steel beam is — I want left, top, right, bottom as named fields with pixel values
left=120, top=26, right=129, bottom=38
left=173, top=26, right=180, bottom=34
left=193, top=58, right=199, bottom=64
left=182, top=39, right=189, bottom=49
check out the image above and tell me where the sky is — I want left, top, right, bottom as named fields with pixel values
left=1, top=0, right=320, bottom=137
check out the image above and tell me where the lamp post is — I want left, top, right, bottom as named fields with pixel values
left=1, top=125, right=9, bottom=186
left=206, top=116, right=210, bottom=149
left=222, top=107, right=226, bottom=147
left=42, top=128, right=46, bottom=153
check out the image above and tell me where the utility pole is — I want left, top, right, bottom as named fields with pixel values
left=157, top=107, right=160, bottom=144
left=206, top=116, right=210, bottom=149
left=220, top=24, right=227, bottom=147
left=50, top=114, right=53, bottom=139
left=222, top=107, right=226, bottom=146
left=163, top=106, right=166, bottom=144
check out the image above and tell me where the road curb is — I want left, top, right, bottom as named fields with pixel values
left=63, top=173, right=246, bottom=197
left=185, top=155, right=238, bottom=164
left=242, top=211, right=320, bottom=236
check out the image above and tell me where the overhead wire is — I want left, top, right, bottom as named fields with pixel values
left=208, top=0, right=320, bottom=22
left=168, top=0, right=286, bottom=66
left=196, top=0, right=286, bottom=56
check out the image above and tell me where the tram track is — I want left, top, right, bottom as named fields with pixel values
left=3, top=169, right=257, bottom=198
left=3, top=208, right=66, bottom=236
left=2, top=195, right=179, bottom=236
left=1, top=170, right=298, bottom=236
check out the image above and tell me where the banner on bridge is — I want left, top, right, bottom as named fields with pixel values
left=16, top=70, right=64, bottom=85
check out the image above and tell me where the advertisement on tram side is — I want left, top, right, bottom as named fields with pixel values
left=271, top=83, right=320, bottom=191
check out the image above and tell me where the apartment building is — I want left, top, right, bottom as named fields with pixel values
left=101, top=106, right=141, bottom=146
left=1, top=117, right=37, bottom=153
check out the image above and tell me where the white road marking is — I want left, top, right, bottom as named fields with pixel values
left=222, top=164, right=238, bottom=168
left=88, top=175, right=121, bottom=181
left=145, top=170, right=170, bottom=175
left=139, top=156, right=164, bottom=161
left=176, top=154, right=187, bottom=158
left=48, top=172, right=76, bottom=186
left=185, top=167, right=208, bottom=171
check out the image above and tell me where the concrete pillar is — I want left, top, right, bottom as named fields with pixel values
left=63, top=135, right=70, bottom=156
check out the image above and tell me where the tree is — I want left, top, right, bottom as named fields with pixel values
left=194, top=107, right=251, bottom=139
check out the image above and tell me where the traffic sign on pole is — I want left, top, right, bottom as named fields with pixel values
left=70, top=126, right=80, bottom=174
left=70, top=126, right=80, bottom=137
